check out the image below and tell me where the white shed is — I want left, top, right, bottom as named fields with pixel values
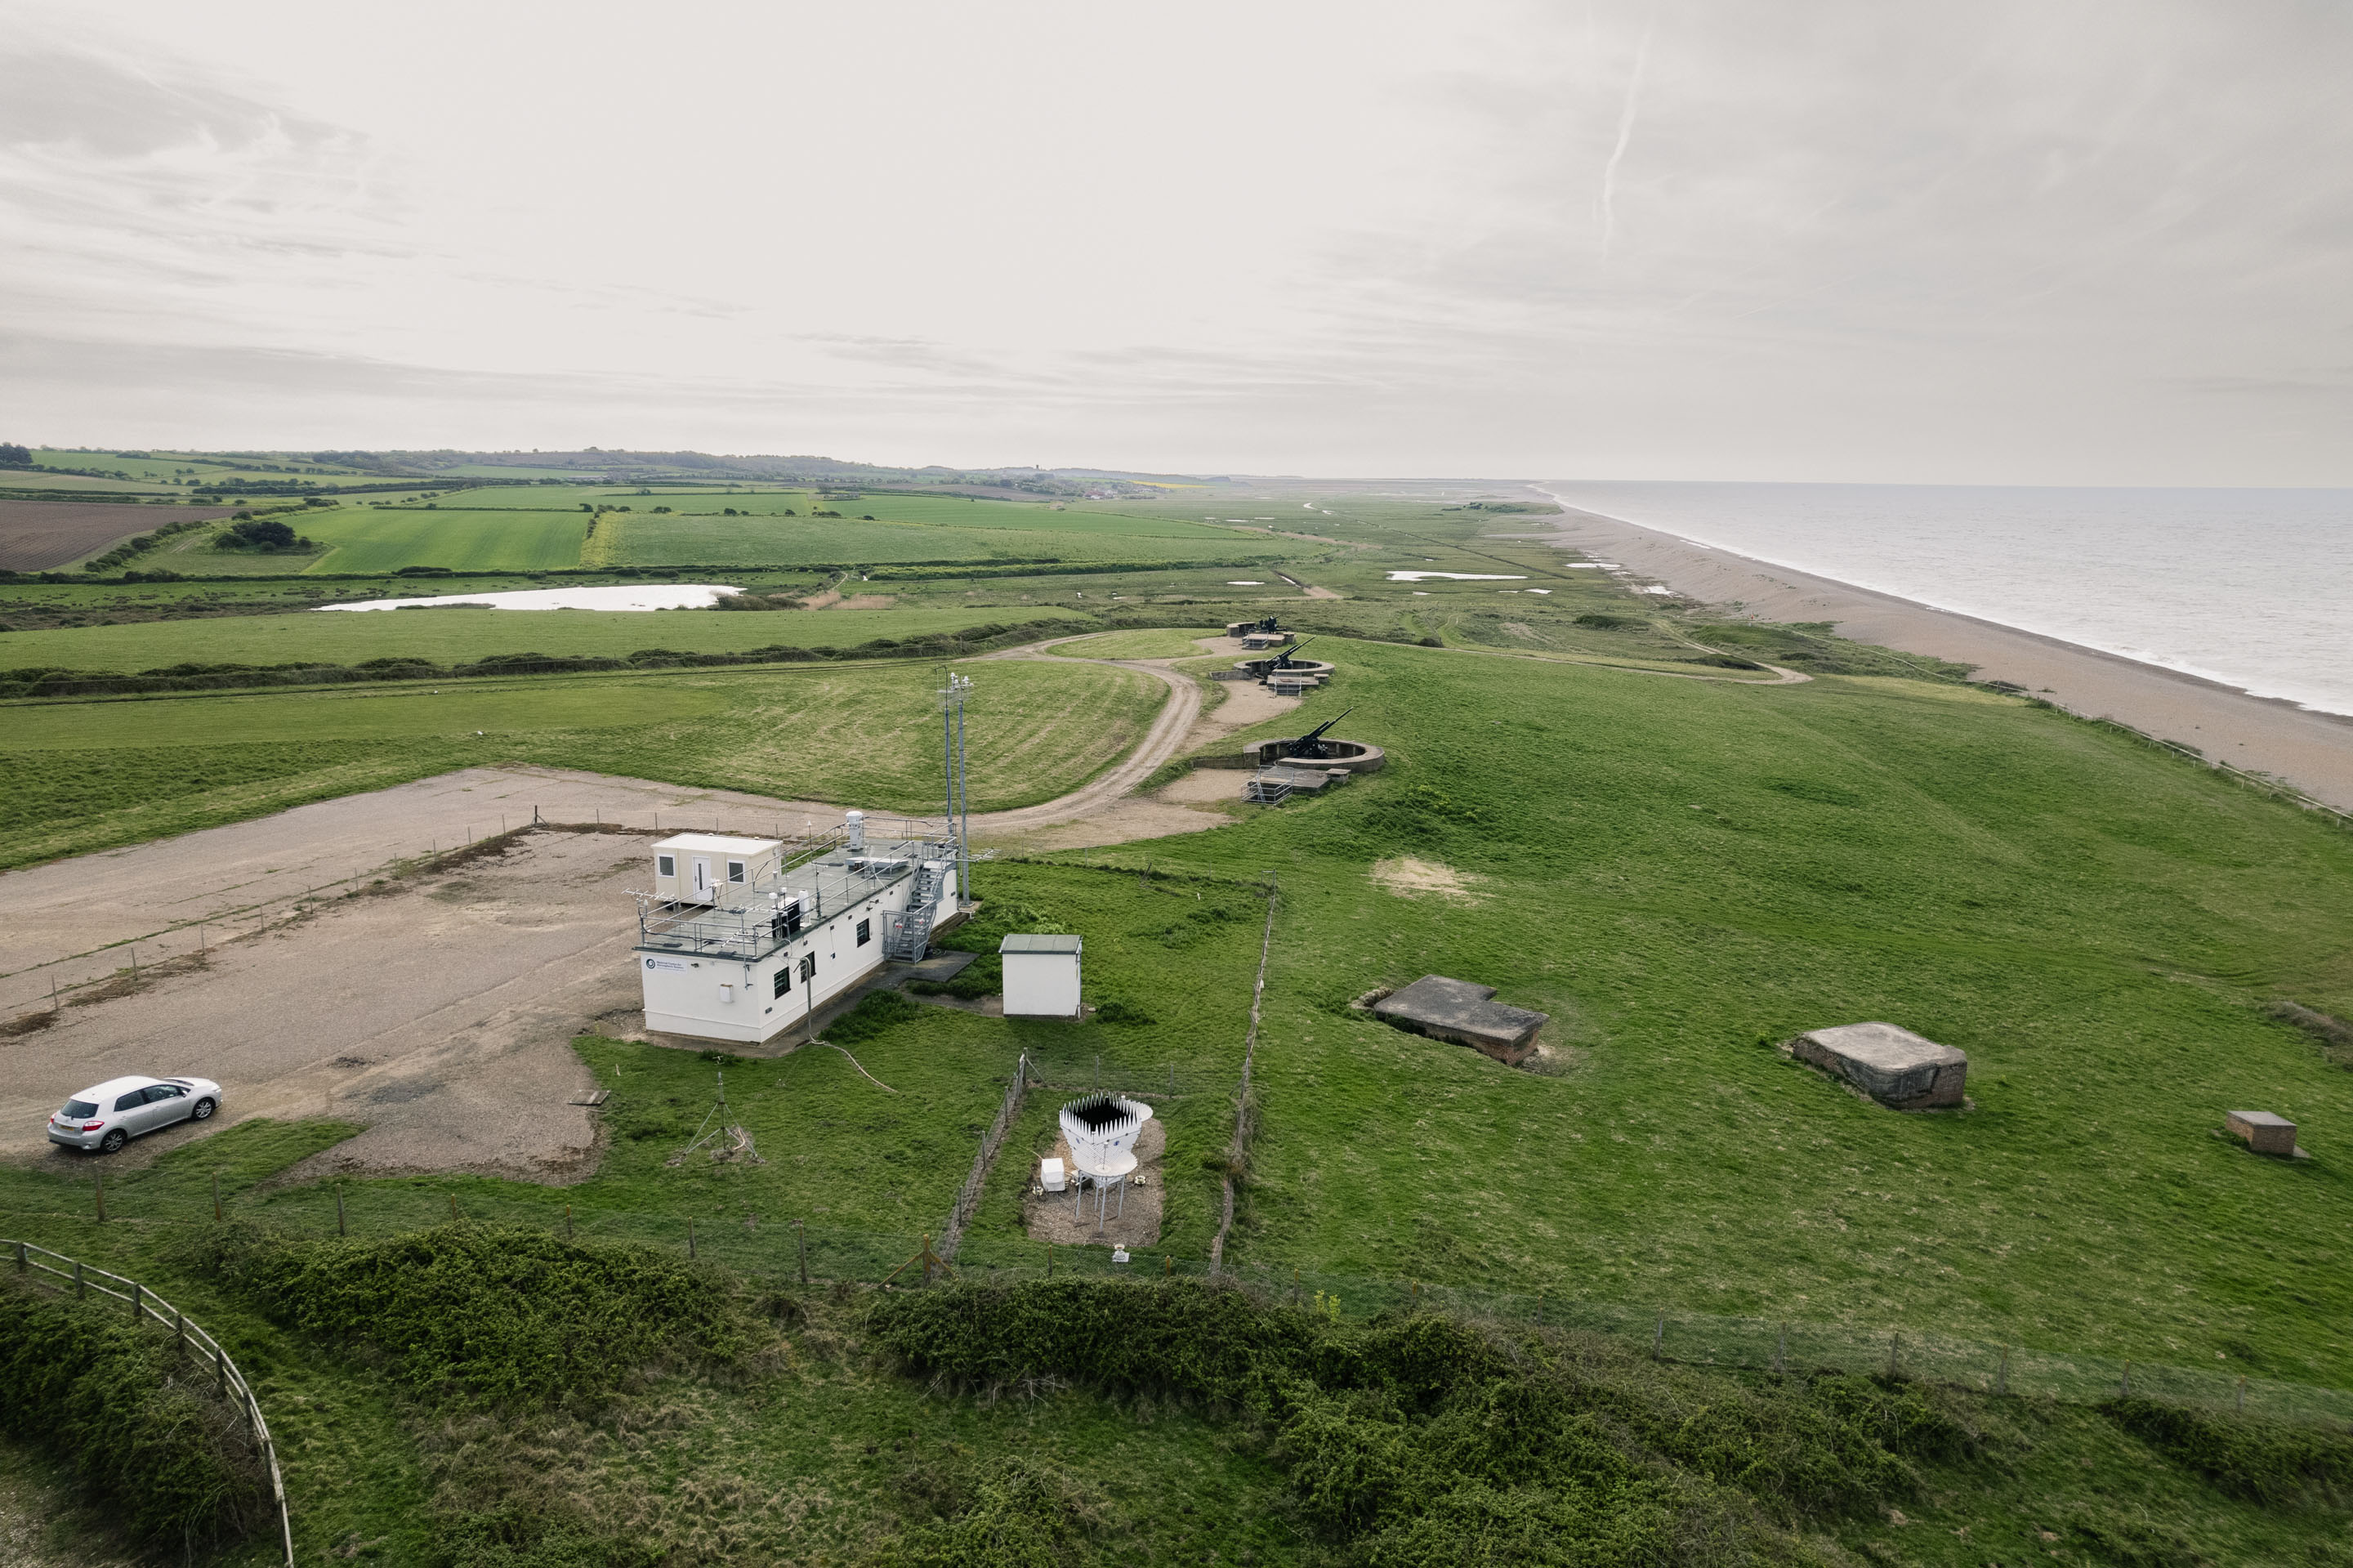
left=1001, top=933, right=1083, bottom=1017
left=653, top=833, right=781, bottom=905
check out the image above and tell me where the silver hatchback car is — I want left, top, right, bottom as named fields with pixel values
left=47, top=1075, right=223, bottom=1155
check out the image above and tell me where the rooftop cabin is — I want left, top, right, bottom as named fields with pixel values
left=634, top=811, right=962, bottom=1044
left=652, top=833, right=783, bottom=905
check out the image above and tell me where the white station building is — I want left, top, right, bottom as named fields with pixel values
left=634, top=812, right=961, bottom=1044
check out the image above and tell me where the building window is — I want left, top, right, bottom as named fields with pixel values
left=657, top=854, right=676, bottom=878
left=798, top=953, right=817, bottom=983
left=856, top=918, right=871, bottom=946
left=727, top=860, right=746, bottom=883
left=773, top=967, right=790, bottom=998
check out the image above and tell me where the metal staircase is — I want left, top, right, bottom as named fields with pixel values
left=883, top=864, right=941, bottom=959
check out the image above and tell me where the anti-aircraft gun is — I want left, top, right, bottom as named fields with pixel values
left=1269, top=637, right=1316, bottom=672
left=1279, top=706, right=1358, bottom=761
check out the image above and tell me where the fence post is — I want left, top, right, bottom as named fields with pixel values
left=213, top=1172, right=223, bottom=1223
left=94, top=1167, right=105, bottom=1224
left=688, top=1219, right=697, bottom=1259
left=797, top=1219, right=808, bottom=1285
left=1775, top=1324, right=1788, bottom=1375
left=74, top=1259, right=84, bottom=1299
left=1997, top=1346, right=2010, bottom=1396
left=1653, top=1313, right=1664, bottom=1359
left=448, top=1192, right=458, bottom=1222
left=176, top=1307, right=186, bottom=1356
left=565, top=1204, right=574, bottom=1240
left=337, top=1185, right=346, bottom=1238
left=13, top=1240, right=23, bottom=1274
left=2121, top=1361, right=2132, bottom=1398
left=1046, top=1244, right=1053, bottom=1279
left=132, top=1280, right=143, bottom=1321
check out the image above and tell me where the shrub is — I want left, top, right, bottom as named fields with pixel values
left=186, top=1222, right=749, bottom=1403
left=2102, top=1396, right=2353, bottom=1505
left=0, top=1277, right=262, bottom=1549
left=831, top=986, right=924, bottom=1043
left=872, top=1279, right=1957, bottom=1557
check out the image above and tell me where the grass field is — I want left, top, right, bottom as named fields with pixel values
left=0, top=604, right=1096, bottom=672
left=1075, top=641, right=2353, bottom=1389
left=288, top=507, right=591, bottom=574
left=0, top=657, right=1164, bottom=869
left=1044, top=627, right=1223, bottom=659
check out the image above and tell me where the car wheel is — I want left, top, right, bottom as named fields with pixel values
left=99, top=1129, right=127, bottom=1155
left=191, top=1097, right=217, bottom=1122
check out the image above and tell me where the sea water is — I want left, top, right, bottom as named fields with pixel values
left=1543, top=483, right=2353, bottom=717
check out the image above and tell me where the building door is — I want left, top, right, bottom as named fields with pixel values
left=690, top=857, right=714, bottom=902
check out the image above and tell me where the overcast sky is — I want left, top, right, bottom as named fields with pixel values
left=2, top=0, right=2347, bottom=483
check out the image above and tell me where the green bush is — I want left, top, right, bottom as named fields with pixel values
left=876, top=1458, right=1098, bottom=1567
left=2102, top=1396, right=2353, bottom=1505
left=186, top=1222, right=748, bottom=1403
left=870, top=1279, right=1958, bottom=1559
left=832, top=987, right=924, bottom=1042
left=0, top=1277, right=262, bottom=1550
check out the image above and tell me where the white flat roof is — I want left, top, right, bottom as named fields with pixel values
left=654, top=833, right=782, bottom=855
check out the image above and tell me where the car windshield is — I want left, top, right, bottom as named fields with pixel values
left=63, top=1100, right=97, bottom=1119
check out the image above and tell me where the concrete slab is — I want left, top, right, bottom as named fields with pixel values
left=1791, top=1021, right=1967, bottom=1110
left=1373, top=975, right=1548, bottom=1065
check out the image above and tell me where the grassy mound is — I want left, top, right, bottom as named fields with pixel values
left=190, top=1222, right=755, bottom=1403
left=0, top=1277, right=263, bottom=1551
left=869, top=1277, right=1992, bottom=1562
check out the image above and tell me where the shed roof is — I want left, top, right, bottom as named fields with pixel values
left=1000, top=933, right=1083, bottom=954
left=654, top=833, right=781, bottom=855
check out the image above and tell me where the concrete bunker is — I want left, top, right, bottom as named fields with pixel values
left=1789, top=1022, right=1967, bottom=1110
left=2226, top=1110, right=2305, bottom=1158
left=1373, top=975, right=1549, bottom=1065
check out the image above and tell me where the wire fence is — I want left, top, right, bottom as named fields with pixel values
left=7, top=1239, right=295, bottom=1567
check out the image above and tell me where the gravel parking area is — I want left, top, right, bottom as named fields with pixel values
left=0, top=827, right=654, bottom=1181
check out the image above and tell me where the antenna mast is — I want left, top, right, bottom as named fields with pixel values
left=941, top=672, right=972, bottom=903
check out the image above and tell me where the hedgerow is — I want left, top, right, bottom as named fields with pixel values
left=0, top=1276, right=263, bottom=1551
left=868, top=1278, right=2001, bottom=1562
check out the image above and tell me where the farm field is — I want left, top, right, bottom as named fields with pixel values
left=289, top=505, right=591, bottom=574
left=0, top=603, right=1088, bottom=672
left=0, top=498, right=232, bottom=571
left=0, top=656, right=1164, bottom=869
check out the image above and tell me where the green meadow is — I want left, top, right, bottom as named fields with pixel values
left=288, top=507, right=592, bottom=574
left=0, top=603, right=1094, bottom=672
left=0, top=657, right=1163, bottom=869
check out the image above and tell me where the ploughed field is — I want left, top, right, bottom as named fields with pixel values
left=0, top=498, right=235, bottom=571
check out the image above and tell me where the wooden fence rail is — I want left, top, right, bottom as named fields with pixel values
left=8, top=1239, right=293, bottom=1568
